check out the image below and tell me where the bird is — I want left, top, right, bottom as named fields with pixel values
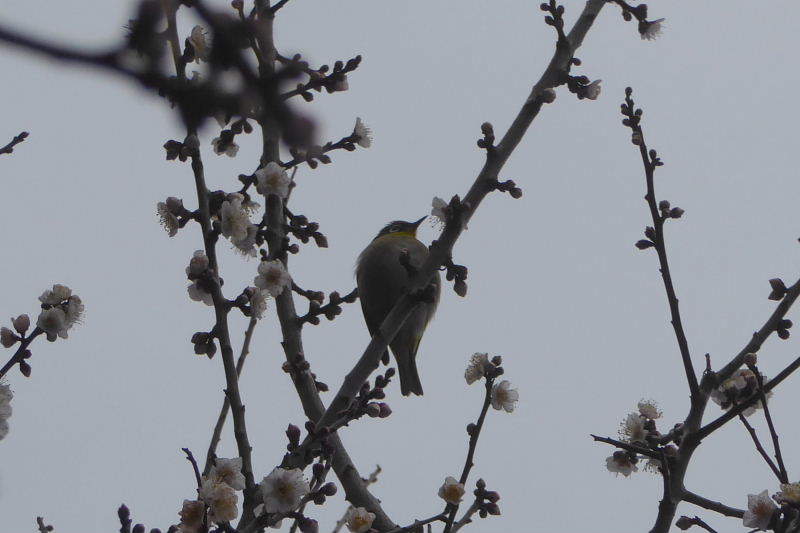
left=356, top=217, right=441, bottom=396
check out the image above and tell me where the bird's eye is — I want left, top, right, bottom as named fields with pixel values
left=390, top=225, right=399, bottom=232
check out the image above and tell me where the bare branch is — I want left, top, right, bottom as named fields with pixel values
left=203, top=316, right=258, bottom=477
left=0, top=131, right=28, bottom=155
left=682, top=490, right=744, bottom=518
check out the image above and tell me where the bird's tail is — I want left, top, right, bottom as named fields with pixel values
left=396, top=348, right=423, bottom=396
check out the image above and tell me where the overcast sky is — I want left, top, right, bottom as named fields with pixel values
left=2, top=1, right=800, bottom=532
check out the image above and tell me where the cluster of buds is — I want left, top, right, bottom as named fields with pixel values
left=493, top=178, right=523, bottom=199
left=163, top=133, right=200, bottom=162
left=351, top=369, right=394, bottom=421
left=190, top=329, right=218, bottom=359
left=286, top=211, right=328, bottom=249
left=658, top=200, right=685, bottom=220
left=476, top=122, right=495, bottom=152
left=284, top=421, right=335, bottom=467
left=281, top=357, right=328, bottom=392
left=444, top=257, right=468, bottom=298
left=539, top=0, right=567, bottom=42
left=283, top=54, right=362, bottom=101
left=298, top=289, right=358, bottom=326
left=473, top=478, right=501, bottom=518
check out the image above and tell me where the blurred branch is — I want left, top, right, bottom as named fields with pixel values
left=0, top=131, right=28, bottom=155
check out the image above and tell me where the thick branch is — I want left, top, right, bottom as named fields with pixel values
left=313, top=0, right=607, bottom=465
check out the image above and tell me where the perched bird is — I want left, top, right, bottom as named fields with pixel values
left=356, top=217, right=441, bottom=396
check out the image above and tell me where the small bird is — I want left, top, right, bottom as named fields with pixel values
left=356, top=217, right=441, bottom=396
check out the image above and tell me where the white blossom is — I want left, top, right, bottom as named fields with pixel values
left=212, top=136, right=239, bottom=157
left=637, top=399, right=662, bottom=420
left=188, top=26, right=210, bottom=62
left=255, top=259, right=292, bottom=297
left=464, top=352, right=489, bottom=385
left=606, top=453, right=638, bottom=477
left=491, top=380, right=519, bottom=412
left=776, top=482, right=800, bottom=505
left=430, top=197, right=448, bottom=228
left=39, top=284, right=72, bottom=305
left=353, top=117, right=372, bottom=148
left=710, top=368, right=771, bottom=417
left=248, top=288, right=269, bottom=319
left=583, top=79, right=602, bottom=100
left=640, top=18, right=665, bottom=41
left=37, top=307, right=68, bottom=341
left=345, top=507, right=375, bottom=533
left=65, top=295, right=84, bottom=329
left=333, top=76, right=349, bottom=92
left=199, top=479, right=238, bottom=523
left=260, top=467, right=310, bottom=513
left=255, top=162, right=291, bottom=199
left=233, top=224, right=258, bottom=257
left=12, top=314, right=30, bottom=334
left=619, top=412, right=648, bottom=444
left=157, top=201, right=180, bottom=237
left=209, top=457, right=246, bottom=491
left=186, top=250, right=210, bottom=277
left=220, top=194, right=252, bottom=244
left=438, top=476, right=465, bottom=505
left=743, top=490, right=777, bottom=530
left=1, top=327, right=17, bottom=348
left=188, top=282, right=214, bottom=306
left=178, top=499, right=205, bottom=533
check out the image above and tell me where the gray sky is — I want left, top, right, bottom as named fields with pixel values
left=2, top=1, right=800, bottom=531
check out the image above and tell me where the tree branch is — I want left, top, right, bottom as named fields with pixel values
left=696, top=355, right=800, bottom=440
left=202, top=316, right=258, bottom=476
left=682, top=490, right=744, bottom=518
left=0, top=131, right=28, bottom=155
left=311, top=0, right=608, bottom=477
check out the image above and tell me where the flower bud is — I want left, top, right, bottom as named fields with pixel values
left=12, top=314, right=30, bottom=335
left=1, top=327, right=18, bottom=348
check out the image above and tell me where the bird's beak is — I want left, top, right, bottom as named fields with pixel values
left=412, top=216, right=427, bottom=228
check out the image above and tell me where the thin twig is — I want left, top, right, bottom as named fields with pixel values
left=590, top=434, right=661, bottom=459
left=384, top=513, right=448, bottom=533
left=682, top=490, right=744, bottom=518
left=182, top=447, right=203, bottom=488
left=202, top=316, right=258, bottom=476
left=751, top=365, right=789, bottom=483
left=738, top=414, right=782, bottom=480
left=0, top=131, right=28, bottom=155
left=0, top=328, right=43, bottom=379
left=451, top=501, right=480, bottom=533
left=442, top=379, right=494, bottom=533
